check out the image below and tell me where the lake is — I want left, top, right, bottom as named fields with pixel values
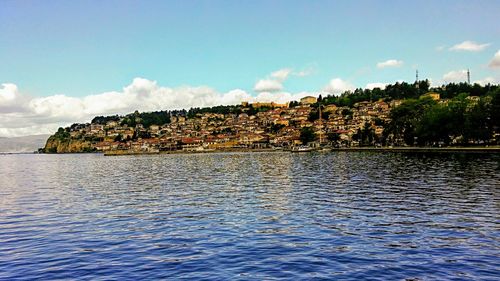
left=0, top=152, right=499, bottom=280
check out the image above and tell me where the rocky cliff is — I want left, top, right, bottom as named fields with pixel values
left=43, top=135, right=94, bottom=153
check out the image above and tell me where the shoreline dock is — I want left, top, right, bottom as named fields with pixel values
left=101, top=146, right=500, bottom=156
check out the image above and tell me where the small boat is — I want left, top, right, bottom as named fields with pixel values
left=290, top=145, right=315, bottom=152
left=318, top=147, right=332, bottom=152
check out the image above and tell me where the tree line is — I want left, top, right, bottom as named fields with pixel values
left=383, top=89, right=500, bottom=146
left=320, top=80, right=498, bottom=108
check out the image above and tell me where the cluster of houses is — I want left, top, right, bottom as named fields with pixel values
left=65, top=95, right=404, bottom=153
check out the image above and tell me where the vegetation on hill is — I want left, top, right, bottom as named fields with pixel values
left=382, top=89, right=499, bottom=146
left=91, top=115, right=121, bottom=125
left=119, top=110, right=172, bottom=128
left=187, top=105, right=242, bottom=118
left=320, top=81, right=498, bottom=108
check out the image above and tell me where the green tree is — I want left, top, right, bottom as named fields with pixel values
left=489, top=88, right=500, bottom=131
left=327, top=132, right=340, bottom=143
left=384, top=97, right=437, bottom=145
left=341, top=108, right=353, bottom=117
left=416, top=103, right=452, bottom=145
left=463, top=99, right=491, bottom=143
left=360, top=123, right=375, bottom=146
left=54, top=127, right=70, bottom=140
left=267, top=124, right=285, bottom=133
left=300, top=127, right=316, bottom=144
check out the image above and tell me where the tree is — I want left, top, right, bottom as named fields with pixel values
left=490, top=88, right=500, bottom=131
left=300, top=127, right=316, bottom=144
left=327, top=132, right=340, bottom=143
left=415, top=103, right=451, bottom=145
left=267, top=124, right=285, bottom=134
left=91, top=115, right=120, bottom=124
left=384, top=97, right=437, bottom=145
left=463, top=99, right=491, bottom=143
left=341, top=108, right=353, bottom=117
left=360, top=122, right=375, bottom=146
left=352, top=129, right=361, bottom=142
left=308, top=106, right=330, bottom=121
left=54, top=127, right=70, bottom=140
left=137, top=130, right=151, bottom=139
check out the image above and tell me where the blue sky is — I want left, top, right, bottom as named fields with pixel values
left=1, top=0, right=499, bottom=97
left=0, top=0, right=499, bottom=137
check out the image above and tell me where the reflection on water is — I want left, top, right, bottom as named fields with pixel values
left=0, top=152, right=499, bottom=280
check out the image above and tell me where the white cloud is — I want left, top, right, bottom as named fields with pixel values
left=254, top=68, right=290, bottom=93
left=252, top=91, right=313, bottom=104
left=449, top=40, right=490, bottom=52
left=253, top=79, right=283, bottom=92
left=0, top=83, right=30, bottom=113
left=0, top=123, right=62, bottom=139
left=323, top=78, right=355, bottom=95
left=377, top=59, right=403, bottom=68
left=442, top=70, right=468, bottom=83
left=489, top=50, right=500, bottom=68
left=254, top=67, right=313, bottom=93
left=365, top=82, right=388, bottom=90
left=0, top=83, right=18, bottom=102
left=294, top=67, right=314, bottom=77
left=270, top=68, right=292, bottom=82
left=436, top=71, right=499, bottom=87
left=0, top=78, right=322, bottom=137
left=474, top=77, right=499, bottom=86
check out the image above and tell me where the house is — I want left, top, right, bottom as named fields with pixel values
left=323, top=104, right=338, bottom=113
left=421, top=92, right=440, bottom=101
left=275, top=118, right=289, bottom=126
left=106, top=120, right=119, bottom=128
left=300, top=96, right=317, bottom=105
left=90, top=124, right=104, bottom=133
left=180, top=137, right=203, bottom=151
left=390, top=100, right=403, bottom=108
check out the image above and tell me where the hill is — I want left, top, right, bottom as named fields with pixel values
left=0, top=134, right=51, bottom=153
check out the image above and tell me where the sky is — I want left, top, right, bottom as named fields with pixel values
left=1, top=0, right=499, bottom=137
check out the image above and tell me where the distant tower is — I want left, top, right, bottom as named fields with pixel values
left=467, top=69, right=471, bottom=84
left=415, top=69, right=419, bottom=89
left=319, top=105, right=323, bottom=144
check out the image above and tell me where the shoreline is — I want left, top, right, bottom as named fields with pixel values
left=103, top=148, right=279, bottom=156
left=335, top=146, right=500, bottom=153
left=100, top=146, right=500, bottom=156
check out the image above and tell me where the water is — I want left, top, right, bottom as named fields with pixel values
left=0, top=152, right=499, bottom=280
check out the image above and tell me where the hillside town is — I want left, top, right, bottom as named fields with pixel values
left=43, top=79, right=500, bottom=154
left=49, top=95, right=406, bottom=154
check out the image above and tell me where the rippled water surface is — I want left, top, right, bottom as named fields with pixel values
left=0, top=152, right=499, bottom=280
